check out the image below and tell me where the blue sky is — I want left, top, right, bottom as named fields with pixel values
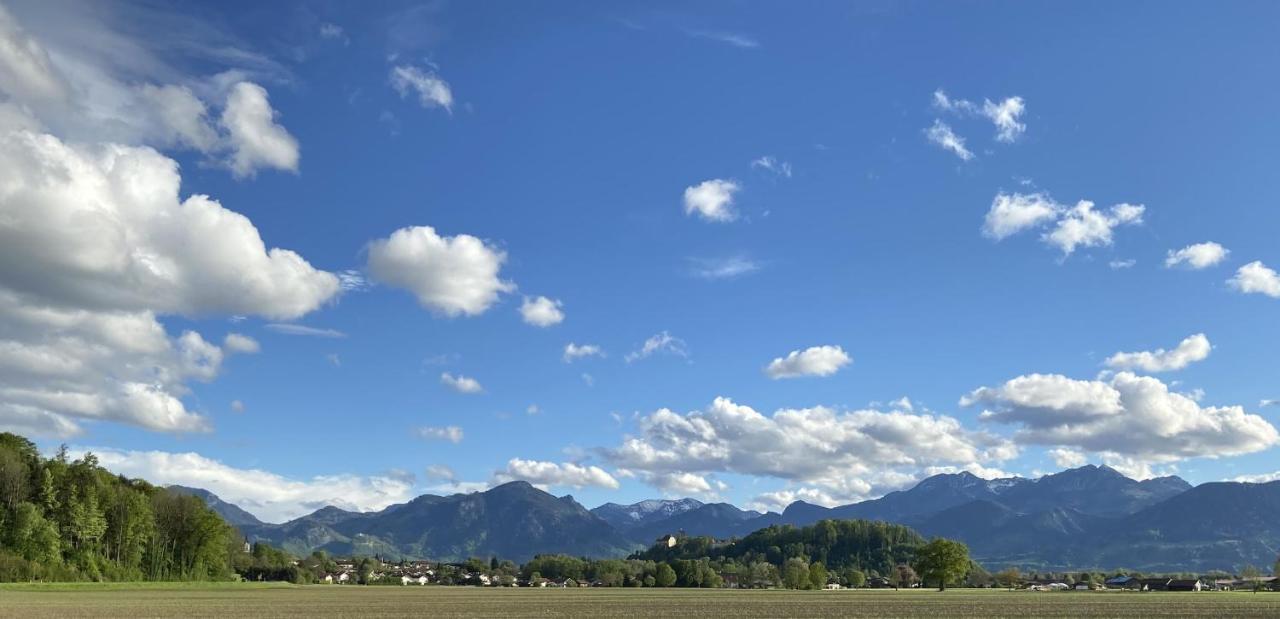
left=2, top=0, right=1279, bottom=522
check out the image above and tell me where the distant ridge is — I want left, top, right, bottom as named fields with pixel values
left=189, top=465, right=1280, bottom=571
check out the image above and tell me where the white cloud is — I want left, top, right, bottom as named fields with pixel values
left=496, top=458, right=619, bottom=490
left=932, top=89, right=977, bottom=114
left=983, top=192, right=1062, bottom=240
left=440, top=372, right=482, bottom=394
left=318, top=23, right=348, bottom=45
left=982, top=192, right=1145, bottom=257
left=683, top=179, right=740, bottom=222
left=605, top=397, right=1017, bottom=504
left=983, top=97, right=1026, bottom=143
left=1105, top=333, right=1211, bottom=373
left=964, top=371, right=1278, bottom=466
left=415, top=425, right=463, bottom=444
left=924, top=119, right=973, bottom=161
left=0, top=5, right=298, bottom=177
left=337, top=270, right=368, bottom=292
left=685, top=30, right=759, bottom=49
left=390, top=65, right=453, bottom=112
left=367, top=225, right=514, bottom=317
left=265, top=324, right=346, bottom=338
left=220, top=82, right=300, bottom=178
left=230, top=399, right=245, bottom=413
left=1231, top=470, right=1280, bottom=484
left=932, top=90, right=1027, bottom=143
left=1043, top=201, right=1145, bottom=256
left=0, top=5, right=69, bottom=103
left=688, top=256, right=761, bottom=280
left=764, top=345, right=852, bottom=379
left=563, top=343, right=604, bottom=363
left=625, top=331, right=688, bottom=363
left=0, top=132, right=340, bottom=319
left=1109, top=259, right=1137, bottom=270
left=1262, top=399, right=1279, bottom=408
left=0, top=128, right=337, bottom=437
left=519, top=296, right=565, bottom=327
left=1228, top=261, right=1280, bottom=298
left=84, top=447, right=415, bottom=523
left=526, top=404, right=540, bottom=415
left=1047, top=447, right=1088, bottom=469
left=223, top=333, right=260, bottom=354
left=1165, top=242, right=1229, bottom=269
left=581, top=373, right=595, bottom=387
left=639, top=471, right=723, bottom=499
left=750, top=156, right=792, bottom=178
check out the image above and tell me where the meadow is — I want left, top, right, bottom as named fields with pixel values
left=2, top=584, right=1279, bottom=618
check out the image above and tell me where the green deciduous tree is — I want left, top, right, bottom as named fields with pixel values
left=913, top=538, right=970, bottom=591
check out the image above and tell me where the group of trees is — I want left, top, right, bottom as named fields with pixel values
left=623, top=519, right=973, bottom=590
left=0, top=432, right=283, bottom=583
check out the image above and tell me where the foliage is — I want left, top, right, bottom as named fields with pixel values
left=0, top=431, right=291, bottom=583
left=913, top=538, right=971, bottom=591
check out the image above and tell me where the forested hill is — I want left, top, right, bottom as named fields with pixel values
left=634, top=519, right=926, bottom=578
left=0, top=432, right=247, bottom=582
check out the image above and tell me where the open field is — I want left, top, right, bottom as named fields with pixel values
left=2, top=585, right=1280, bottom=618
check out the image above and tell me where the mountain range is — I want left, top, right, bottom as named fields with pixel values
left=190, top=464, right=1280, bottom=571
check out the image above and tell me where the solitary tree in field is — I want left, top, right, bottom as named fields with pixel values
left=913, top=538, right=971, bottom=591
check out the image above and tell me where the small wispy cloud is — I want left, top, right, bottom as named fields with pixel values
left=625, top=331, right=689, bottom=363
left=688, top=256, right=762, bottom=280
left=267, top=323, right=347, bottom=338
left=751, top=156, right=792, bottom=178
left=415, top=425, right=464, bottom=444
left=685, top=29, right=759, bottom=49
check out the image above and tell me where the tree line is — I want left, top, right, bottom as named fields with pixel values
left=0, top=432, right=289, bottom=582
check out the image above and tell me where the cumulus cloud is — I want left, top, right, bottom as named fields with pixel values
left=963, top=371, right=1278, bottom=467
left=367, top=226, right=514, bottom=317
left=223, top=333, right=260, bottom=354
left=390, top=65, right=453, bottom=112
left=924, top=119, right=973, bottom=161
left=1043, top=201, right=1144, bottom=256
left=83, top=447, right=416, bottom=523
left=983, top=192, right=1061, bottom=240
left=764, top=345, right=851, bottom=379
left=1229, top=261, right=1280, bottom=298
left=415, top=425, right=463, bottom=444
left=1165, top=242, right=1229, bottom=269
left=220, top=82, right=299, bottom=178
left=0, top=133, right=340, bottom=319
left=1104, top=333, right=1211, bottom=373
left=1047, top=447, right=1088, bottom=469
left=604, top=397, right=1017, bottom=504
left=440, top=372, right=483, bottom=394
left=563, top=343, right=604, bottom=363
left=495, top=458, right=619, bottom=490
left=519, top=296, right=565, bottom=327
left=983, top=191, right=1145, bottom=256
left=625, top=331, right=688, bottom=363
left=683, top=179, right=740, bottom=222
left=0, top=128, right=337, bottom=437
